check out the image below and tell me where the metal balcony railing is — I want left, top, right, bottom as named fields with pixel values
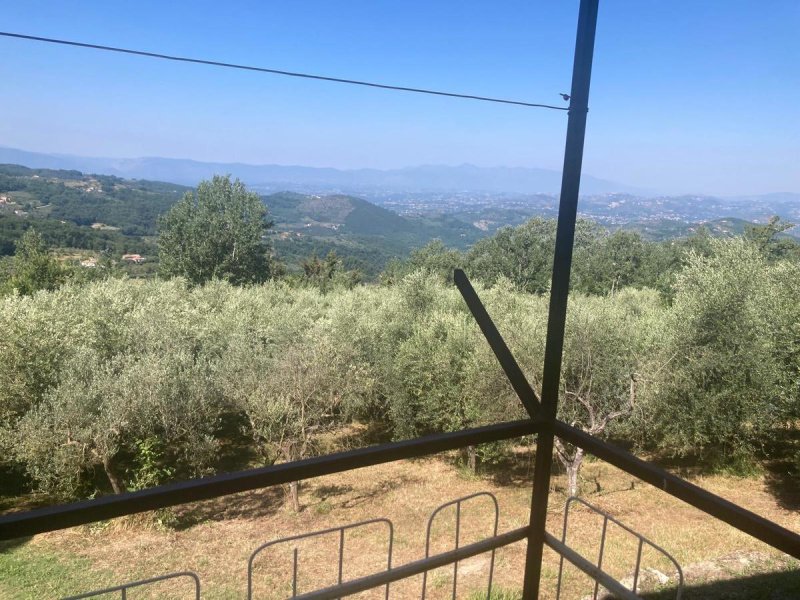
left=58, top=492, right=689, bottom=599
left=58, top=492, right=526, bottom=600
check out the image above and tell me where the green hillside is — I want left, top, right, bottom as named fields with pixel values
left=264, top=191, right=483, bottom=275
left=2, top=163, right=792, bottom=280
left=0, top=164, right=189, bottom=236
left=0, top=166, right=483, bottom=277
left=266, top=191, right=413, bottom=236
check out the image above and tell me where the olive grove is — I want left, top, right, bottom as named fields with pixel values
left=0, top=232, right=798, bottom=510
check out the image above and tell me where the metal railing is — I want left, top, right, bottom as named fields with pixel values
left=61, top=493, right=687, bottom=600
left=247, top=518, right=394, bottom=599
left=556, top=497, right=683, bottom=600
left=61, top=571, right=201, bottom=600
left=421, top=492, right=499, bottom=600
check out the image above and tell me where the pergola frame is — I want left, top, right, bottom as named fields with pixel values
left=1, top=1, right=799, bottom=597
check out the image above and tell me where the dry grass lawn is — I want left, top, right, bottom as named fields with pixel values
left=1, top=451, right=798, bottom=599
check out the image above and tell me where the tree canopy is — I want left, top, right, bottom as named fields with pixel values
left=158, top=175, right=277, bottom=285
left=0, top=229, right=69, bottom=296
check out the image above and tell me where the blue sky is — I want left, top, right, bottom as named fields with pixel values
left=1, top=1, right=798, bottom=195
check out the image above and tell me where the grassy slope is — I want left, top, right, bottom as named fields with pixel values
left=0, top=542, right=104, bottom=600
left=2, top=454, right=797, bottom=599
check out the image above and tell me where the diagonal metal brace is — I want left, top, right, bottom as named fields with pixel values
left=454, top=269, right=541, bottom=418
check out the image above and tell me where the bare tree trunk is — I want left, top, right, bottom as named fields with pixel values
left=289, top=481, right=300, bottom=512
left=283, top=442, right=302, bottom=512
left=565, top=448, right=584, bottom=497
left=102, top=455, right=126, bottom=494
left=555, top=438, right=585, bottom=497
left=467, top=445, right=477, bottom=473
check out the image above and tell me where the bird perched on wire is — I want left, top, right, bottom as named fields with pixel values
left=560, top=93, right=571, bottom=101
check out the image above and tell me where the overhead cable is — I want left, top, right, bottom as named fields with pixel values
left=0, top=31, right=570, bottom=111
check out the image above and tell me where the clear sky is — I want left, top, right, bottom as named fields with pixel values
left=1, top=1, right=798, bottom=196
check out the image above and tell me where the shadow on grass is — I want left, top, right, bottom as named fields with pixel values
left=636, top=568, right=800, bottom=600
left=171, top=486, right=285, bottom=530
left=762, top=427, right=800, bottom=511
left=488, top=453, right=535, bottom=488
left=338, top=474, right=417, bottom=509
left=638, top=426, right=800, bottom=512
left=0, top=536, right=32, bottom=553
left=764, top=461, right=800, bottom=511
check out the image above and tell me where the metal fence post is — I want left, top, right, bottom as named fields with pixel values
left=522, top=0, right=600, bottom=597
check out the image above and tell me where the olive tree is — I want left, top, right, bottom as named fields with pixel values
left=555, top=291, right=662, bottom=496
left=1, top=228, right=69, bottom=296
left=465, top=218, right=602, bottom=294
left=158, top=175, right=277, bottom=285
left=8, top=348, right=223, bottom=499
left=381, top=240, right=464, bottom=285
left=385, top=274, right=531, bottom=470
left=222, top=323, right=359, bottom=512
left=644, top=238, right=793, bottom=467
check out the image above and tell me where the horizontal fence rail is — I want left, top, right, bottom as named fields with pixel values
left=553, top=420, right=800, bottom=559
left=0, top=419, right=539, bottom=541
left=293, top=526, right=531, bottom=600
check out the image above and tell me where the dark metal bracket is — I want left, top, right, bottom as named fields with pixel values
left=454, top=269, right=541, bottom=418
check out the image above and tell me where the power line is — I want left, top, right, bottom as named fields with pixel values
left=0, top=31, right=569, bottom=111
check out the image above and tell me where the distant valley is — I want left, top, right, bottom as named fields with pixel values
left=375, top=191, right=800, bottom=240
left=0, top=155, right=797, bottom=278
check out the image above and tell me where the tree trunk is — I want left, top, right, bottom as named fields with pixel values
left=289, top=481, right=300, bottom=513
left=467, top=445, right=477, bottom=473
left=282, top=442, right=302, bottom=512
left=102, top=455, right=126, bottom=494
left=565, top=448, right=585, bottom=497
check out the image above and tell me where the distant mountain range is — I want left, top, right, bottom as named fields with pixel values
left=0, top=147, right=641, bottom=195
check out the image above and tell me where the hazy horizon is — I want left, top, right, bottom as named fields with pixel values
left=5, top=144, right=800, bottom=200
left=2, top=1, right=798, bottom=197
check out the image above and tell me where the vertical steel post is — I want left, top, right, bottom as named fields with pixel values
left=522, top=0, right=600, bottom=597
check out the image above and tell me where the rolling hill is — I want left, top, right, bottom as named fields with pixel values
left=0, top=164, right=485, bottom=276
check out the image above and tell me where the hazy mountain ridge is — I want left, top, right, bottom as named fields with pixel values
left=0, top=147, right=639, bottom=195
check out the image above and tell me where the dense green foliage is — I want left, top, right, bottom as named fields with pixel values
left=300, top=251, right=362, bottom=292
left=0, top=164, right=187, bottom=235
left=1, top=169, right=799, bottom=507
left=0, top=230, right=71, bottom=296
left=1, top=231, right=797, bottom=506
left=643, top=238, right=800, bottom=465
left=158, top=175, right=278, bottom=285
left=383, top=219, right=708, bottom=297
left=0, top=275, right=624, bottom=502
